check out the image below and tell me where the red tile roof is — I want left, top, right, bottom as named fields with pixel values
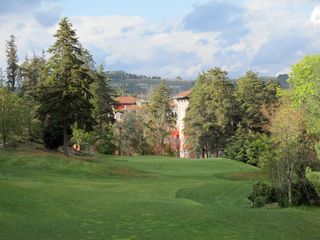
left=116, top=96, right=138, bottom=104
left=174, top=89, right=192, bottom=99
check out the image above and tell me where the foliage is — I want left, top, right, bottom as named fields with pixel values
left=89, top=65, right=116, bottom=154
left=236, top=71, right=278, bottom=133
left=95, top=128, right=116, bottom=154
left=36, top=18, right=95, bottom=155
left=0, top=88, right=25, bottom=146
left=42, top=121, right=64, bottom=150
left=145, top=80, right=176, bottom=155
left=185, top=67, right=237, bottom=157
left=306, top=167, right=320, bottom=197
left=71, top=124, right=95, bottom=154
left=248, top=182, right=279, bottom=208
left=91, top=65, right=115, bottom=129
left=269, top=101, right=305, bottom=206
left=115, top=111, right=149, bottom=156
left=20, top=53, right=47, bottom=93
left=225, top=128, right=274, bottom=167
left=291, top=180, right=320, bottom=206
left=5, top=34, right=19, bottom=92
left=287, top=55, right=320, bottom=136
left=20, top=53, right=47, bottom=142
left=225, top=127, right=252, bottom=163
left=248, top=180, right=319, bottom=207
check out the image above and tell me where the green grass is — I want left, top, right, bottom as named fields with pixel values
left=0, top=149, right=320, bottom=240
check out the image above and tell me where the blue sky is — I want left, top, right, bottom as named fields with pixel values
left=0, top=0, right=320, bottom=79
left=59, top=0, right=211, bottom=20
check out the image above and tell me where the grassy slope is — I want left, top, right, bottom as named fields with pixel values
left=0, top=150, right=319, bottom=240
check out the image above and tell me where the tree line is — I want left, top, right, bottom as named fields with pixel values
left=183, top=60, right=320, bottom=207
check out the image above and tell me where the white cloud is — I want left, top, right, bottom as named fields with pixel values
left=71, top=16, right=221, bottom=78
left=0, top=14, right=54, bottom=69
left=1, top=1, right=320, bottom=79
left=311, top=5, right=320, bottom=25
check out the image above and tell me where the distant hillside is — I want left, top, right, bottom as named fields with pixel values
left=106, top=71, right=194, bottom=97
left=107, top=71, right=290, bottom=97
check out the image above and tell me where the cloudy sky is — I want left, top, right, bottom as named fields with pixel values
left=1, top=0, right=320, bottom=79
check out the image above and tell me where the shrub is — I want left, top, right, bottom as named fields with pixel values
left=306, top=167, right=320, bottom=197
left=248, top=182, right=279, bottom=208
left=292, top=180, right=320, bottom=206
left=96, top=129, right=116, bottom=154
left=225, top=127, right=274, bottom=167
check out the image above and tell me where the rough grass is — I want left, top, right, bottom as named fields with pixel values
left=0, top=149, right=320, bottom=240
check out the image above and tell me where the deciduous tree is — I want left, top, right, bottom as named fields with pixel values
left=0, top=88, right=24, bottom=146
left=115, top=111, right=148, bottom=155
left=270, top=102, right=305, bottom=206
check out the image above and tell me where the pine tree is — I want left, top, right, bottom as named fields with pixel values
left=5, top=34, right=19, bottom=92
left=145, top=80, right=176, bottom=155
left=92, top=65, right=115, bottom=131
left=184, top=67, right=237, bottom=157
left=90, top=65, right=116, bottom=154
left=236, top=71, right=277, bottom=132
left=37, top=18, right=95, bottom=155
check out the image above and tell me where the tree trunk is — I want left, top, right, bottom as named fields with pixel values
left=2, top=135, right=6, bottom=147
left=201, top=147, right=205, bottom=158
left=288, top=162, right=293, bottom=206
left=285, top=133, right=292, bottom=206
left=161, top=142, right=164, bottom=156
left=28, top=107, right=32, bottom=145
left=63, top=120, right=69, bottom=156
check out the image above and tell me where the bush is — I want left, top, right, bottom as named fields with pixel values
left=251, top=196, right=267, bottom=208
left=225, top=127, right=274, bottom=167
left=248, top=182, right=279, bottom=208
left=225, top=126, right=249, bottom=162
left=96, top=129, right=116, bottom=154
left=306, top=167, right=320, bottom=197
left=292, top=180, right=320, bottom=206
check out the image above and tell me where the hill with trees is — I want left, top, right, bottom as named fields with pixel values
left=106, top=70, right=194, bottom=97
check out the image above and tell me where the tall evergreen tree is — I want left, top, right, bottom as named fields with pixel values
left=37, top=18, right=95, bottom=155
left=185, top=67, right=237, bottom=157
left=5, top=34, right=19, bottom=92
left=91, top=65, right=115, bottom=131
left=235, top=71, right=278, bottom=133
left=90, top=65, right=116, bottom=154
left=145, top=80, right=176, bottom=155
